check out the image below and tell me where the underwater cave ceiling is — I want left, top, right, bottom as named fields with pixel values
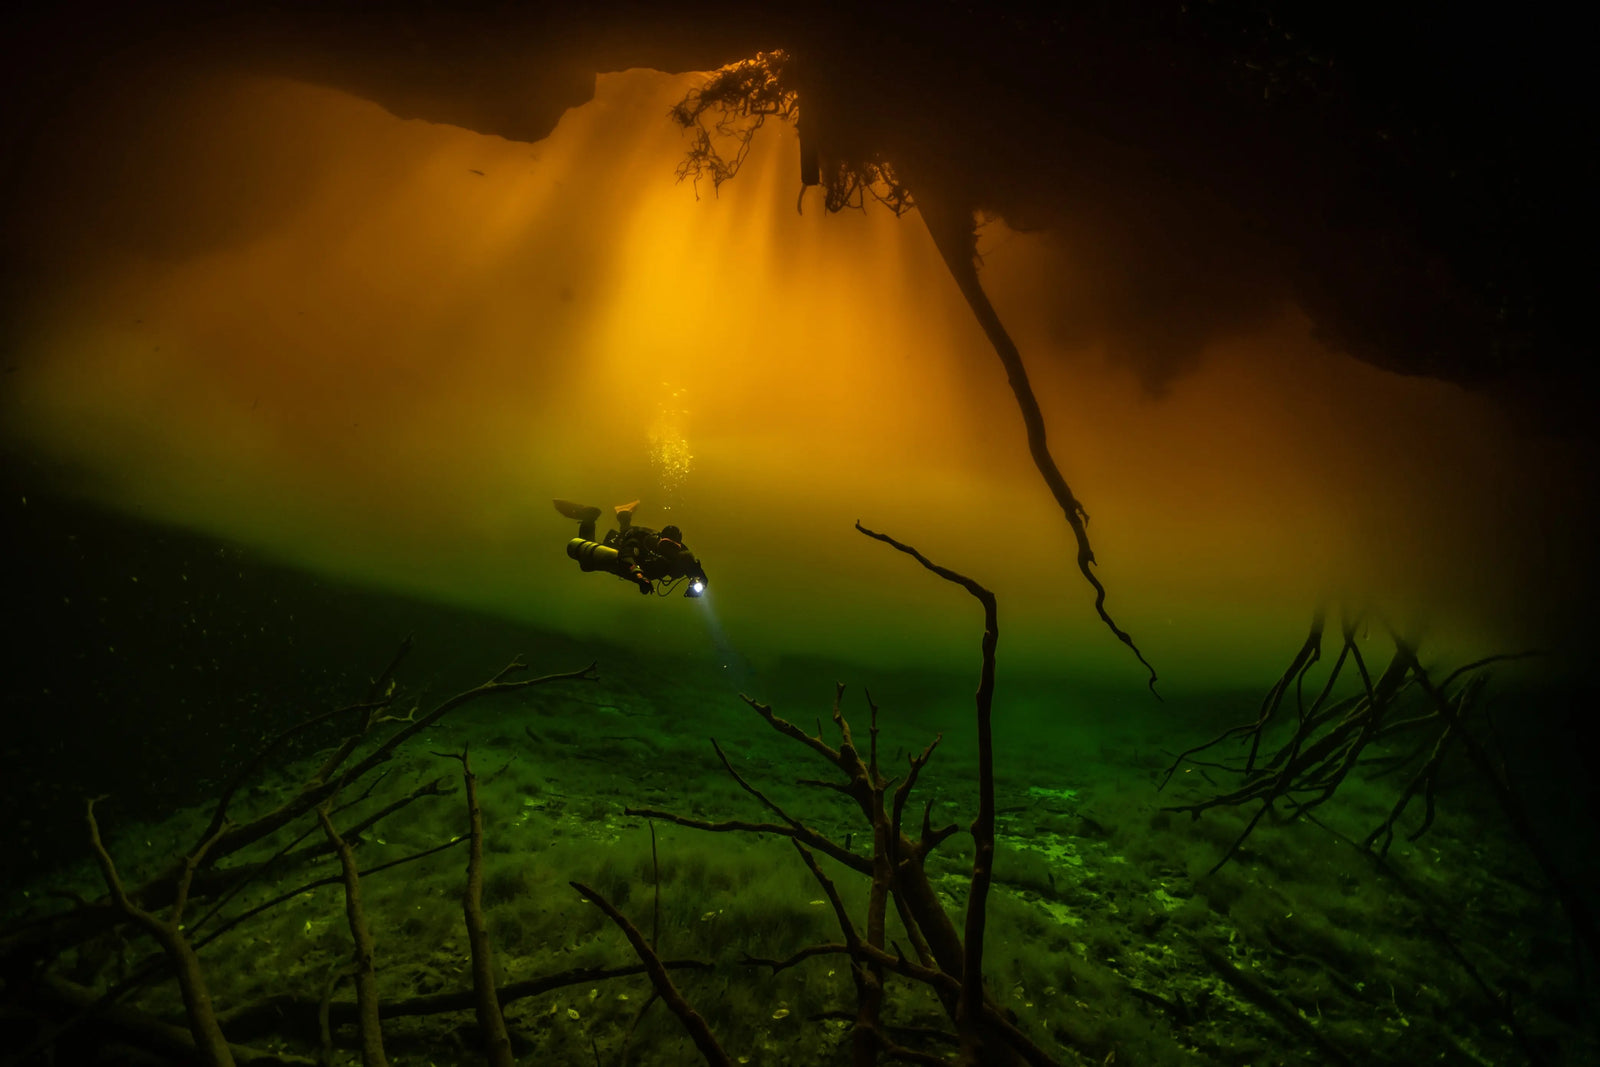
left=3, top=0, right=1595, bottom=690
left=5, top=0, right=1591, bottom=428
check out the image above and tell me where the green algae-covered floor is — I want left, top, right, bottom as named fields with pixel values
left=12, top=654, right=1593, bottom=1066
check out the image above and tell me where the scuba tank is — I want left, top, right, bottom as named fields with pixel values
left=566, top=537, right=619, bottom=572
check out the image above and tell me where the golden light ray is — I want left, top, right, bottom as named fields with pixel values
left=3, top=66, right=1583, bottom=690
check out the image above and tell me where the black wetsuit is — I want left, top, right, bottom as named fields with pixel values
left=606, top=525, right=695, bottom=581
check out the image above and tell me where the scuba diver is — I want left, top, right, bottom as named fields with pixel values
left=555, top=499, right=709, bottom=597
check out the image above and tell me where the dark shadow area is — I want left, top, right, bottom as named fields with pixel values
left=2, top=1, right=1594, bottom=431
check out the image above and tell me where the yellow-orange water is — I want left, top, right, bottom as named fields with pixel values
left=4, top=68, right=1586, bottom=691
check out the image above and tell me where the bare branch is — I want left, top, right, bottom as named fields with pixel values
left=438, top=745, right=513, bottom=1067
left=623, top=807, right=868, bottom=876
left=315, top=806, right=388, bottom=1067
left=571, top=882, right=732, bottom=1067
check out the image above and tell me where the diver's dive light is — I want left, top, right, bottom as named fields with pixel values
left=566, top=537, right=618, bottom=572
left=684, top=562, right=708, bottom=598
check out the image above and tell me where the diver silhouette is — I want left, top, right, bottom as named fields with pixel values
left=555, top=499, right=709, bottom=597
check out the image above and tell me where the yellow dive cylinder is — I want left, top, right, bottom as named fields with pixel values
left=567, top=537, right=619, bottom=572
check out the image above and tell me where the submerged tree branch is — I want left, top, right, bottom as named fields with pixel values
left=87, top=797, right=238, bottom=1067
left=911, top=196, right=1158, bottom=695
left=669, top=53, right=1156, bottom=694
left=571, top=882, right=732, bottom=1067
left=315, top=806, right=387, bottom=1067
left=436, top=745, right=514, bottom=1067
left=855, top=522, right=1001, bottom=1066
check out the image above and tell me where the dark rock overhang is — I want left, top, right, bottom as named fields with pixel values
left=4, top=1, right=1592, bottom=433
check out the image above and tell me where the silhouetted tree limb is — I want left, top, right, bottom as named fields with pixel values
left=1397, top=642, right=1599, bottom=968
left=1165, top=617, right=1594, bottom=974
left=853, top=521, right=1001, bottom=1065
left=206, top=658, right=599, bottom=867
left=1160, top=611, right=1329, bottom=788
left=4, top=647, right=600, bottom=1067
left=195, top=836, right=466, bottom=956
left=571, top=881, right=732, bottom=1067
left=741, top=937, right=1059, bottom=1067
left=0, top=657, right=599, bottom=976
left=200, top=698, right=391, bottom=848
left=217, top=959, right=716, bottom=1039
left=1303, top=812, right=1549, bottom=1066
left=436, top=744, right=514, bottom=1067
left=671, top=54, right=1155, bottom=693
left=19, top=783, right=458, bottom=1067
left=623, top=803, right=871, bottom=876
left=906, top=201, right=1159, bottom=696
left=1161, top=616, right=1414, bottom=873
left=32, top=973, right=315, bottom=1066
left=191, top=774, right=448, bottom=944
left=791, top=839, right=934, bottom=1066
left=204, top=638, right=416, bottom=851
left=630, top=523, right=1062, bottom=1066
left=86, top=797, right=238, bottom=1067
left=314, top=806, right=388, bottom=1067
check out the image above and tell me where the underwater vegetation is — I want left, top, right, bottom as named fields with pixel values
left=2, top=5, right=1594, bottom=1064
left=0, top=524, right=1593, bottom=1067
